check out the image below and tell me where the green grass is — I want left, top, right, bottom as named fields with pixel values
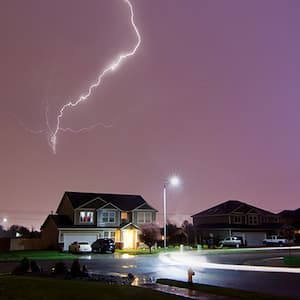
left=157, top=279, right=298, bottom=300
left=284, top=256, right=300, bottom=267
left=0, top=250, right=75, bottom=261
left=0, top=275, right=184, bottom=300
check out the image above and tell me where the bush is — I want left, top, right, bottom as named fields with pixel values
left=70, top=259, right=82, bottom=277
left=52, top=262, right=68, bottom=275
left=30, top=260, right=41, bottom=273
left=12, top=257, right=30, bottom=274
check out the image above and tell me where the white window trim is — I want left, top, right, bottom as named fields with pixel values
left=79, top=211, right=94, bottom=224
left=101, top=210, right=116, bottom=224
left=137, top=211, right=152, bottom=224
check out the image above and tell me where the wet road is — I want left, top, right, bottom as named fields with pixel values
left=2, top=248, right=300, bottom=299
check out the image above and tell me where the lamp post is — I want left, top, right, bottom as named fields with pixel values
left=163, top=175, right=180, bottom=250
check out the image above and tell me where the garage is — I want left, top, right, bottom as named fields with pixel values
left=233, top=231, right=266, bottom=247
left=62, top=233, right=98, bottom=251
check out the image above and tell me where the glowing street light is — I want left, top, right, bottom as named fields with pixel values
left=163, top=175, right=180, bottom=249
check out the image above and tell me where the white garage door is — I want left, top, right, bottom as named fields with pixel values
left=63, top=233, right=98, bottom=251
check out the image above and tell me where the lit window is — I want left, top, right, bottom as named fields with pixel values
left=102, top=211, right=116, bottom=223
left=121, top=212, right=128, bottom=220
left=80, top=211, right=94, bottom=223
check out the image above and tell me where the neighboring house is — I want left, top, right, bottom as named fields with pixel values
left=192, top=200, right=281, bottom=246
left=41, top=191, right=157, bottom=251
left=278, top=208, right=300, bottom=242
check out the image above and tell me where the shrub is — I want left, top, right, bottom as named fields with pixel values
left=52, top=261, right=68, bottom=275
left=12, top=257, right=30, bottom=274
left=70, top=259, right=82, bottom=277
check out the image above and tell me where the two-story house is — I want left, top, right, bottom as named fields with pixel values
left=192, top=200, right=281, bottom=246
left=41, top=191, right=157, bottom=251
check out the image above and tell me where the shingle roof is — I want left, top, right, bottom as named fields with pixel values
left=41, top=214, right=72, bottom=229
left=279, top=208, right=300, bottom=218
left=64, top=191, right=156, bottom=211
left=191, top=200, right=275, bottom=217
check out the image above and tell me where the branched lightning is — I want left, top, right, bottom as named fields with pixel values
left=60, top=121, right=113, bottom=133
left=49, top=0, right=141, bottom=153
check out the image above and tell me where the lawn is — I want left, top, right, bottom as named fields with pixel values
left=0, top=275, right=184, bottom=300
left=0, top=250, right=75, bottom=261
left=157, top=279, right=298, bottom=300
left=284, top=256, right=300, bottom=267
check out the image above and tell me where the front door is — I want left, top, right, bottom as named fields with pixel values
left=123, top=229, right=135, bottom=249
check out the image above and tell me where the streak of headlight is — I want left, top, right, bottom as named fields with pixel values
left=159, top=251, right=300, bottom=274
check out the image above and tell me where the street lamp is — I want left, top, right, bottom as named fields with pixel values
left=163, top=175, right=180, bottom=249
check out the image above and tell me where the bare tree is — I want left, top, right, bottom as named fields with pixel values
left=139, top=224, right=160, bottom=253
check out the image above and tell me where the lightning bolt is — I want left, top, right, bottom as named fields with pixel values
left=49, top=0, right=141, bottom=153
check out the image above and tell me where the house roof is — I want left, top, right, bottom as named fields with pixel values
left=41, top=214, right=72, bottom=229
left=278, top=208, right=300, bottom=218
left=63, top=191, right=157, bottom=211
left=191, top=200, right=276, bottom=218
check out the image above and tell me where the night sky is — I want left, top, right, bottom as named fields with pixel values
left=1, top=0, right=300, bottom=230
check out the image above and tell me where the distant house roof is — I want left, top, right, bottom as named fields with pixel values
left=41, top=214, right=72, bottom=229
left=191, top=200, right=276, bottom=218
left=62, top=191, right=157, bottom=212
left=278, top=208, right=300, bottom=218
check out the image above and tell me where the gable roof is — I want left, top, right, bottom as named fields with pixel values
left=41, top=214, right=72, bottom=229
left=278, top=208, right=300, bottom=218
left=63, top=191, right=155, bottom=211
left=191, top=200, right=275, bottom=218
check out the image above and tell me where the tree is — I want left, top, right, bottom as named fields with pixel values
left=7, top=225, right=31, bottom=238
left=139, top=224, right=160, bottom=253
left=182, top=220, right=196, bottom=246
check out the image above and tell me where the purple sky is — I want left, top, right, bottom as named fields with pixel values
left=1, top=0, right=300, bottom=230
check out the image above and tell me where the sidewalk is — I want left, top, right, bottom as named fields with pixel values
left=139, top=283, right=234, bottom=300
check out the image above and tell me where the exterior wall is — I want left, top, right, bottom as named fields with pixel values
left=193, top=215, right=229, bottom=226
left=41, top=218, right=59, bottom=249
left=56, top=195, right=74, bottom=222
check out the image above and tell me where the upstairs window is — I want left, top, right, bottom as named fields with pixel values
left=137, top=211, right=152, bottom=224
left=80, top=211, right=94, bottom=223
left=233, top=215, right=242, bottom=224
left=248, top=215, right=258, bottom=225
left=101, top=211, right=116, bottom=223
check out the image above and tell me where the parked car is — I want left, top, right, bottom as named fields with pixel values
left=91, top=238, right=115, bottom=253
left=219, top=236, right=243, bottom=248
left=262, top=235, right=294, bottom=246
left=69, top=241, right=92, bottom=253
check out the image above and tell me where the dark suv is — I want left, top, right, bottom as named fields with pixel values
left=91, top=238, right=115, bottom=253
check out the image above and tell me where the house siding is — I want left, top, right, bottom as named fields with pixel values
left=41, top=217, right=59, bottom=249
left=194, top=215, right=228, bottom=225
left=56, top=195, right=74, bottom=222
